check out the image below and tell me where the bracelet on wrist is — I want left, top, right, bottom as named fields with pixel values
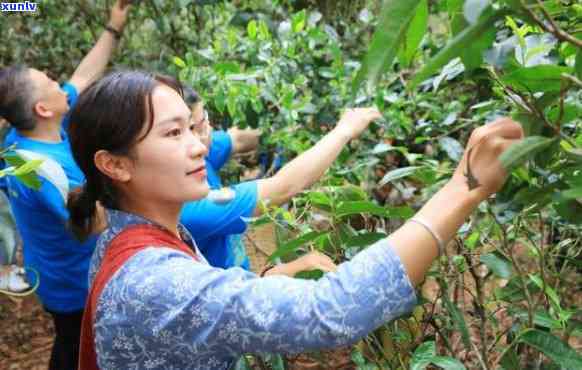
left=407, top=217, right=445, bottom=257
left=104, top=25, right=122, bottom=40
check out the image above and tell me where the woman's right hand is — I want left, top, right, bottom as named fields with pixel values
left=451, top=117, right=524, bottom=202
left=335, top=107, right=382, bottom=140
left=263, top=251, right=337, bottom=277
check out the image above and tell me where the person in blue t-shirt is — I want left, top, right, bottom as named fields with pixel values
left=181, top=87, right=262, bottom=270
left=181, top=88, right=351, bottom=275
left=0, top=2, right=131, bottom=369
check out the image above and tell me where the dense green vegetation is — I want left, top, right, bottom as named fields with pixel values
left=2, top=0, right=581, bottom=368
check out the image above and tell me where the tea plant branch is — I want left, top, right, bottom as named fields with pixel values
left=489, top=208, right=535, bottom=329
left=464, top=249, right=489, bottom=367
left=470, top=340, right=489, bottom=370
left=562, top=73, right=582, bottom=87
left=530, top=213, right=552, bottom=316
left=554, top=79, right=572, bottom=127
left=427, top=317, right=455, bottom=355
left=491, top=73, right=578, bottom=147
left=519, top=0, right=582, bottom=48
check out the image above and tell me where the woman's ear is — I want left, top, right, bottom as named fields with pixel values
left=94, top=150, right=132, bottom=182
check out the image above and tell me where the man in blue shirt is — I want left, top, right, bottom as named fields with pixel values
left=183, top=127, right=259, bottom=269
left=0, top=2, right=131, bottom=369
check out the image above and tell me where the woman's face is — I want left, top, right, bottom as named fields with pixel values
left=126, top=85, right=210, bottom=205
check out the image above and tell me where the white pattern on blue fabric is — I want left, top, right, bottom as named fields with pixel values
left=15, top=149, right=69, bottom=203
left=90, top=209, right=417, bottom=369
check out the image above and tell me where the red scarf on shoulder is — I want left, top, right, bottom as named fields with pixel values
left=78, top=224, right=199, bottom=370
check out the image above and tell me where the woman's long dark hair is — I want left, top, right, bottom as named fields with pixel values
left=67, top=71, right=183, bottom=241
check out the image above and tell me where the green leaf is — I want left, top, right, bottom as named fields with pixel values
left=499, top=136, right=557, bottom=171
left=173, top=56, right=186, bottom=69
left=12, top=159, right=43, bottom=176
left=398, top=0, right=428, bottom=68
left=518, top=329, right=582, bottom=368
left=410, top=9, right=506, bottom=88
left=14, top=173, right=41, bottom=190
left=500, top=348, right=520, bottom=370
left=510, top=309, right=563, bottom=330
left=269, top=231, right=327, bottom=261
left=291, top=10, right=306, bottom=33
left=480, top=252, right=512, bottom=278
left=247, top=20, right=257, bottom=39
left=501, top=65, right=573, bottom=93
left=336, top=201, right=413, bottom=219
left=378, top=166, right=420, bottom=186
left=529, top=274, right=561, bottom=310
left=431, top=356, right=466, bottom=370
left=442, top=294, right=471, bottom=350
left=562, top=187, right=582, bottom=199
left=410, top=341, right=436, bottom=370
left=353, top=0, right=421, bottom=93
left=343, top=232, right=387, bottom=248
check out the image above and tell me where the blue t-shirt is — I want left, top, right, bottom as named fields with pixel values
left=3, top=83, right=97, bottom=313
left=181, top=131, right=258, bottom=270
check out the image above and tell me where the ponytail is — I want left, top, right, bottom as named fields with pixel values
left=67, top=184, right=98, bottom=241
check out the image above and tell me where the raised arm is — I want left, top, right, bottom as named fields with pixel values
left=98, top=119, right=523, bottom=365
left=390, top=118, right=524, bottom=284
left=69, top=0, right=131, bottom=93
left=255, top=108, right=380, bottom=212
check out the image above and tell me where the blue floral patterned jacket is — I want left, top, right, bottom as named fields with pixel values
left=89, top=209, right=417, bottom=369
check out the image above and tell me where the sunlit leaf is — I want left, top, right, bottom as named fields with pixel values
left=411, top=9, right=506, bottom=88
left=378, top=166, right=420, bottom=186
left=398, top=0, right=428, bottom=68
left=353, top=0, right=421, bottom=93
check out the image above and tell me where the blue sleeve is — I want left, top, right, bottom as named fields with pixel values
left=206, top=130, right=232, bottom=170
left=60, top=83, right=79, bottom=132
left=95, top=238, right=417, bottom=367
left=180, top=181, right=257, bottom=241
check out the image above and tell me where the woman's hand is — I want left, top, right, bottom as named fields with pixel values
left=451, top=117, right=524, bottom=202
left=109, top=0, right=132, bottom=32
left=228, top=127, right=262, bottom=154
left=334, top=107, right=382, bottom=140
left=263, top=251, right=337, bottom=277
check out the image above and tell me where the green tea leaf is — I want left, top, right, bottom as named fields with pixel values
left=173, top=56, right=186, bottom=69
left=247, top=20, right=257, bottom=39
left=562, top=187, right=582, bottom=199
left=502, top=65, right=573, bottom=93
left=353, top=0, right=421, bottom=93
left=378, top=166, right=420, bottom=186
left=398, top=0, right=428, bottom=68
left=410, top=341, right=435, bottom=370
left=519, top=329, right=582, bottom=368
left=480, top=252, right=512, bottom=278
left=343, top=232, right=387, bottom=248
left=431, top=356, right=466, bottom=370
left=269, top=231, right=327, bottom=261
left=499, top=136, right=557, bottom=171
left=12, top=159, right=43, bottom=176
left=336, top=201, right=413, bottom=219
left=410, top=9, right=506, bottom=88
